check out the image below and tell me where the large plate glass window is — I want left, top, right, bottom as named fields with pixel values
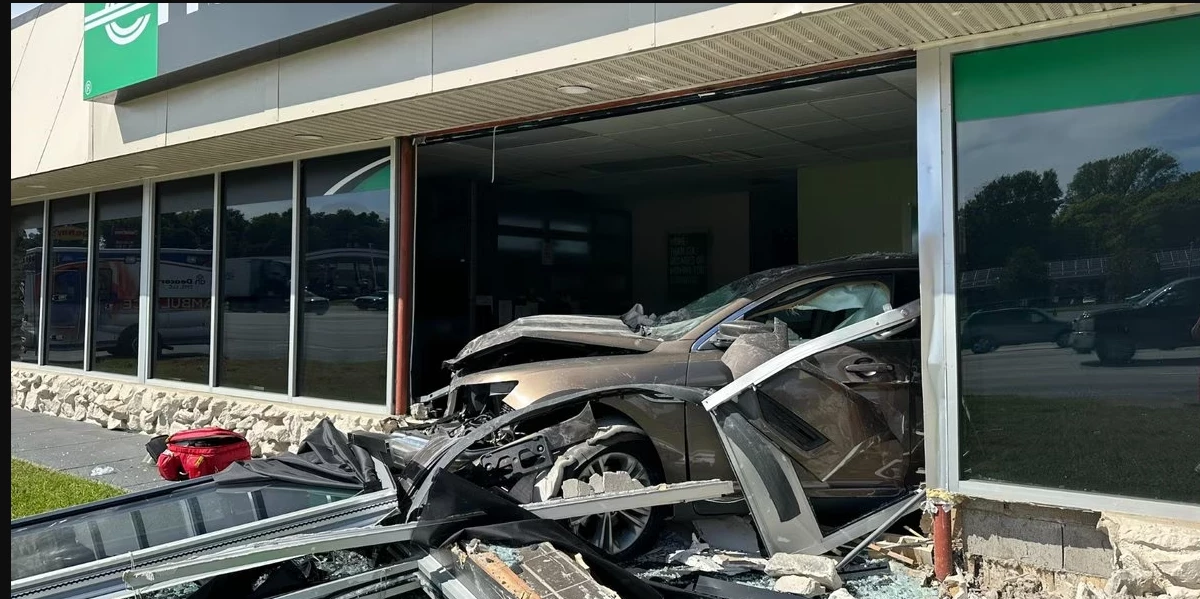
left=218, top=163, right=293, bottom=393
left=298, top=149, right=390, bottom=404
left=953, top=16, right=1200, bottom=503
left=45, top=196, right=90, bottom=369
left=11, top=203, right=45, bottom=364
left=153, top=176, right=215, bottom=384
left=91, top=187, right=143, bottom=376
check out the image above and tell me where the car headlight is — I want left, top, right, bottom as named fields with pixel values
left=457, top=381, right=518, bottom=416
left=1075, top=318, right=1094, bottom=332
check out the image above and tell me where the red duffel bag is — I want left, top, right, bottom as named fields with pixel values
left=149, top=427, right=252, bottom=481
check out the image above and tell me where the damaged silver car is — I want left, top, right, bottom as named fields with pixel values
left=418, top=254, right=922, bottom=559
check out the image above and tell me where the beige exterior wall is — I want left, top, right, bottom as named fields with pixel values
left=10, top=3, right=850, bottom=181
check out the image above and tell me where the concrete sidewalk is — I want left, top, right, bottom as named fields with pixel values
left=10, top=407, right=171, bottom=492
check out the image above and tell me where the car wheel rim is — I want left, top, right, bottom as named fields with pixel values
left=564, top=451, right=653, bottom=556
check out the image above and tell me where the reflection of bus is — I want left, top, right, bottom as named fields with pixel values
left=26, top=247, right=213, bottom=358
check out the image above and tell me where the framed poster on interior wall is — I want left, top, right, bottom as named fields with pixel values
left=667, top=231, right=709, bottom=304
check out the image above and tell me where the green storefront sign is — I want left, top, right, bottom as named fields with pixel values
left=82, top=3, right=159, bottom=100
left=80, top=3, right=457, bottom=102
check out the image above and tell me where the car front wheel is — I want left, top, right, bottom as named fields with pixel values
left=971, top=336, right=997, bottom=354
left=558, top=438, right=667, bottom=562
left=1096, top=334, right=1136, bottom=365
left=1055, top=332, right=1071, bottom=348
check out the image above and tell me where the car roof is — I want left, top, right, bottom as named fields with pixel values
left=740, top=252, right=917, bottom=301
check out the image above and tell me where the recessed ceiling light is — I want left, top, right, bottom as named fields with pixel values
left=134, top=164, right=158, bottom=170
left=294, top=134, right=323, bottom=141
left=27, top=184, right=47, bottom=189
left=557, top=85, right=593, bottom=95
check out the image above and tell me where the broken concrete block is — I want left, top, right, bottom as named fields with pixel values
left=765, top=553, right=843, bottom=590
left=562, top=478, right=594, bottom=499
left=587, top=471, right=644, bottom=494
left=830, top=589, right=856, bottom=599
left=774, top=575, right=825, bottom=596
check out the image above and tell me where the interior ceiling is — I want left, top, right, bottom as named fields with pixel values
left=12, top=2, right=1150, bottom=201
left=419, top=69, right=916, bottom=193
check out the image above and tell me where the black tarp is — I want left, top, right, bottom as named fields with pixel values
left=214, top=418, right=381, bottom=492
left=413, top=471, right=706, bottom=599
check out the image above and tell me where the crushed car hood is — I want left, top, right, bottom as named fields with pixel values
left=444, top=314, right=661, bottom=372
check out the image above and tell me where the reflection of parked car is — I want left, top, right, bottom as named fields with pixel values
left=354, top=290, right=388, bottom=311
left=960, top=308, right=1072, bottom=354
left=303, top=289, right=330, bottom=315
left=1072, top=277, right=1200, bottom=365
left=418, top=254, right=920, bottom=559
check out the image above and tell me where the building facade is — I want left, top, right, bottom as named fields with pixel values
left=11, top=2, right=1200, bottom=591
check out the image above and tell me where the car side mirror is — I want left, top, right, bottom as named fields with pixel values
left=712, top=319, right=774, bottom=349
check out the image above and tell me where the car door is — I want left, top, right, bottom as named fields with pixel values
left=1142, top=279, right=1200, bottom=348
left=685, top=274, right=902, bottom=386
left=701, top=300, right=922, bottom=555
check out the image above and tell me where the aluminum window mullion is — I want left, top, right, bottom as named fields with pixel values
left=209, top=174, right=222, bottom=389
left=138, top=182, right=155, bottom=382
left=83, top=193, right=96, bottom=372
left=937, top=44, right=961, bottom=492
left=385, top=142, right=398, bottom=414
left=916, top=47, right=953, bottom=491
left=287, top=160, right=302, bottom=400
left=37, top=201, right=50, bottom=366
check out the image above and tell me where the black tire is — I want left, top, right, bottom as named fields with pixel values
left=558, top=437, right=667, bottom=562
left=971, top=336, right=997, bottom=354
left=1096, top=334, right=1135, bottom=365
left=1055, top=332, right=1071, bottom=348
left=110, top=326, right=138, bottom=358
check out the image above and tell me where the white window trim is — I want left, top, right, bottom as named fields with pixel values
left=917, top=4, right=1200, bottom=521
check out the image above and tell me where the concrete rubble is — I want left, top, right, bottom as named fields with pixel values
left=776, top=575, right=828, bottom=595
left=766, top=553, right=845, bottom=591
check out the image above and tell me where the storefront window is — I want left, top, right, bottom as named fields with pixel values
left=92, top=187, right=143, bottom=376
left=218, top=164, right=293, bottom=394
left=298, top=149, right=390, bottom=404
left=45, top=196, right=90, bottom=369
left=153, top=177, right=215, bottom=384
left=11, top=203, right=44, bottom=364
left=954, top=18, right=1200, bottom=503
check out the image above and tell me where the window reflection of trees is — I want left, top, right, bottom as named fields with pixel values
left=960, top=146, right=1199, bottom=304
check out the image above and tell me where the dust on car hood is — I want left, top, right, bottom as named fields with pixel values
left=443, top=314, right=661, bottom=372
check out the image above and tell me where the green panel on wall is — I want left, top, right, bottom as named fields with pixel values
left=954, top=15, right=1200, bottom=122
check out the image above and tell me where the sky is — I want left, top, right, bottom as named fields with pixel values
left=11, top=3, right=41, bottom=19
left=956, top=94, right=1200, bottom=203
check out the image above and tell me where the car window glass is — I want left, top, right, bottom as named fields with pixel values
left=1027, top=311, right=1046, bottom=323
left=747, top=280, right=892, bottom=346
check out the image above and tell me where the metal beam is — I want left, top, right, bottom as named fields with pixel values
left=124, top=479, right=735, bottom=591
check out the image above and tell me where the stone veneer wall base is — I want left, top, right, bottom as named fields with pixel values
left=11, top=367, right=395, bottom=457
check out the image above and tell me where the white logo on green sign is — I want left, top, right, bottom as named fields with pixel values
left=83, top=3, right=160, bottom=100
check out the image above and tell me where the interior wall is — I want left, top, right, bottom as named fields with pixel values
left=616, top=192, right=750, bottom=314
left=796, top=157, right=916, bottom=262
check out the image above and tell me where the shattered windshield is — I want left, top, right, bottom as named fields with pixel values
left=646, top=266, right=799, bottom=340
